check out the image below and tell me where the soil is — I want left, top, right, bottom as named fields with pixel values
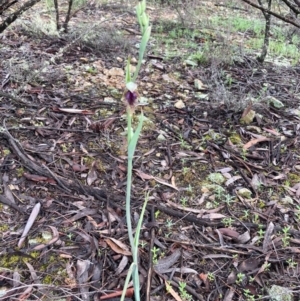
left=0, top=1, right=300, bottom=300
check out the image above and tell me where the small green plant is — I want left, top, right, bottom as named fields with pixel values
left=282, top=226, right=291, bottom=247
left=222, top=217, right=234, bottom=227
left=180, top=197, right=188, bottom=207
left=243, top=289, right=256, bottom=301
left=151, top=246, right=160, bottom=264
left=223, top=194, right=235, bottom=204
left=165, top=218, right=174, bottom=229
left=262, top=261, right=271, bottom=271
left=178, top=281, right=193, bottom=301
left=214, top=185, right=225, bottom=199
left=155, top=210, right=160, bottom=219
left=252, top=214, right=259, bottom=224
left=286, top=258, right=297, bottom=269
left=187, top=184, right=193, bottom=193
left=242, top=210, right=250, bottom=219
left=257, top=227, right=265, bottom=240
left=241, top=148, right=248, bottom=160
left=189, top=50, right=208, bottom=65
left=183, top=166, right=190, bottom=175
left=236, top=272, right=245, bottom=285
left=179, top=135, right=192, bottom=150
left=66, top=232, right=73, bottom=240
left=207, top=272, right=215, bottom=281
left=139, top=240, right=147, bottom=248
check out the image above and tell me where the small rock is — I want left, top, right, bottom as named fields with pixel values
left=266, top=96, right=284, bottom=109
left=174, top=100, right=185, bottom=109
left=237, top=188, right=252, bottom=198
left=131, top=57, right=137, bottom=64
left=194, top=79, right=208, bottom=91
left=157, top=133, right=166, bottom=141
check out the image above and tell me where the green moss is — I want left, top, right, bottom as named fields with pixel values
left=42, top=274, right=54, bottom=284
left=95, top=159, right=106, bottom=172
left=182, top=170, right=194, bottom=182
left=207, top=173, right=225, bottom=184
left=16, top=167, right=25, bottom=177
left=287, top=173, right=300, bottom=185
left=0, top=254, right=24, bottom=268
left=83, top=156, right=94, bottom=166
left=2, top=149, right=10, bottom=156
left=41, top=259, right=69, bottom=285
left=0, top=224, right=9, bottom=232
left=258, top=200, right=266, bottom=209
left=29, top=251, right=40, bottom=259
left=229, top=132, right=242, bottom=145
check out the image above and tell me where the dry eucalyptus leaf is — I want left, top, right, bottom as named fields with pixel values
left=104, top=237, right=131, bottom=256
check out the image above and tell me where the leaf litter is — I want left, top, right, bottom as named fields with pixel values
left=0, top=1, right=300, bottom=301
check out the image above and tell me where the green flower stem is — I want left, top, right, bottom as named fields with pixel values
left=125, top=111, right=145, bottom=301
left=126, top=110, right=134, bottom=249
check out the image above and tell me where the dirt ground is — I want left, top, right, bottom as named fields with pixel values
left=0, top=0, right=300, bottom=300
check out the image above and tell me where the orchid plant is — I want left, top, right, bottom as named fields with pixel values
left=120, top=1, right=151, bottom=301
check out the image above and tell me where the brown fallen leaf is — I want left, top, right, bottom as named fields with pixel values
left=104, top=237, right=131, bottom=256
left=72, top=164, right=88, bottom=172
left=99, top=287, right=134, bottom=300
left=134, top=169, right=178, bottom=190
left=263, top=127, right=281, bottom=136
left=199, top=273, right=210, bottom=291
left=23, top=173, right=51, bottom=182
left=218, top=228, right=240, bottom=239
left=23, top=173, right=56, bottom=185
left=238, top=257, right=261, bottom=272
left=243, top=136, right=270, bottom=150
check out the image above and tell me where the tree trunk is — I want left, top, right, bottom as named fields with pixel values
left=0, top=0, right=42, bottom=33
left=257, top=0, right=272, bottom=63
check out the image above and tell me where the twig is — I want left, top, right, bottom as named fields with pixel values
left=0, top=195, right=25, bottom=214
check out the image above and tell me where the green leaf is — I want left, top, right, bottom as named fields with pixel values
left=128, top=113, right=145, bottom=159
left=133, top=26, right=151, bottom=82
left=120, top=263, right=135, bottom=301
left=134, top=192, right=149, bottom=247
